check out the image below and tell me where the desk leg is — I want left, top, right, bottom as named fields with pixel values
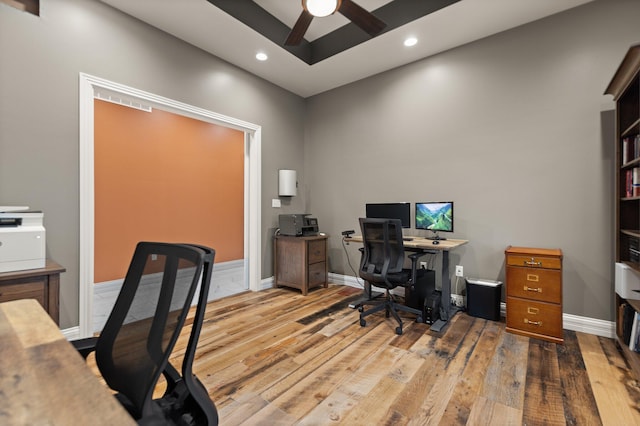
left=430, top=250, right=452, bottom=332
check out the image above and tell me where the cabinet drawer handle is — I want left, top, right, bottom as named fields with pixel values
left=524, top=318, right=542, bottom=326
left=524, top=257, right=542, bottom=266
left=524, top=285, right=542, bottom=293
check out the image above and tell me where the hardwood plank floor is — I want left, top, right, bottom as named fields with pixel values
left=122, top=284, right=640, bottom=424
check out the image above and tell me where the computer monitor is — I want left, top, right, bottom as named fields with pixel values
left=365, top=202, right=411, bottom=228
left=415, top=201, right=454, bottom=240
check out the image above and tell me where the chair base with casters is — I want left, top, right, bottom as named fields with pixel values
left=358, top=284, right=424, bottom=335
left=358, top=290, right=424, bottom=335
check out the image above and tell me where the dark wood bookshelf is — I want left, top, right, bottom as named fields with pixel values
left=606, top=43, right=640, bottom=380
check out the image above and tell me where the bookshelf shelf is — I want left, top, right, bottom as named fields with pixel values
left=622, top=158, right=640, bottom=169
left=627, top=298, right=640, bottom=312
left=622, top=117, right=640, bottom=138
left=606, top=43, right=640, bottom=380
left=621, top=229, right=640, bottom=236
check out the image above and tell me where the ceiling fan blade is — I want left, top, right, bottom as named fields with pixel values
left=338, top=0, right=386, bottom=36
left=285, top=10, right=313, bottom=46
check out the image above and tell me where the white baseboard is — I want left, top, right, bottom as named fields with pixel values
left=261, top=277, right=274, bottom=290
left=91, top=260, right=247, bottom=334
left=62, top=326, right=81, bottom=341
left=68, top=272, right=615, bottom=340
left=329, top=272, right=364, bottom=288
left=331, top=273, right=616, bottom=339
left=562, top=311, right=615, bottom=338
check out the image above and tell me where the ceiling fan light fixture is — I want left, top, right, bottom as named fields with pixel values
left=303, top=0, right=341, bottom=18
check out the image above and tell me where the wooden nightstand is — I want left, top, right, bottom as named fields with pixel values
left=274, top=235, right=328, bottom=295
left=505, top=246, right=563, bottom=344
left=0, top=260, right=65, bottom=325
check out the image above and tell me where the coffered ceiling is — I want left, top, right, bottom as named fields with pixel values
left=99, top=0, right=595, bottom=98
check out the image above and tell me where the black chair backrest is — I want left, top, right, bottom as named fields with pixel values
left=95, top=242, right=213, bottom=420
left=359, top=218, right=405, bottom=286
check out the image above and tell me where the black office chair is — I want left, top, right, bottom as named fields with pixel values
left=73, top=242, right=218, bottom=426
left=358, top=218, right=427, bottom=335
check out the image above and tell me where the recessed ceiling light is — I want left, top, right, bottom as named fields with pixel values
left=404, top=37, right=418, bottom=47
left=256, top=52, right=268, bottom=61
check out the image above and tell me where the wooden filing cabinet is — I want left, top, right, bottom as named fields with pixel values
left=0, top=260, right=65, bottom=325
left=274, top=234, right=328, bottom=295
left=505, top=246, right=563, bottom=344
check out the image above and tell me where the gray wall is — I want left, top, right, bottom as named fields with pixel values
left=305, top=0, right=640, bottom=321
left=2, top=0, right=640, bottom=328
left=0, top=0, right=306, bottom=328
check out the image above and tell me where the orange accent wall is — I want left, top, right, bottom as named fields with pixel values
left=94, top=100, right=244, bottom=283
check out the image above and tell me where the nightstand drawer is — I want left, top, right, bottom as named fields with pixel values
left=308, top=239, right=326, bottom=264
left=506, top=297, right=563, bottom=340
left=506, top=267, right=561, bottom=303
left=0, top=280, right=46, bottom=306
left=308, top=262, right=327, bottom=287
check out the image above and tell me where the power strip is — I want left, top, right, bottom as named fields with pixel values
left=450, top=294, right=465, bottom=307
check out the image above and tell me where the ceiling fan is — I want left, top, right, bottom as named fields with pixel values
left=285, top=0, right=387, bottom=46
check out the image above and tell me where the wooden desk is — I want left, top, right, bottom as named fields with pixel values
left=347, top=236, right=469, bottom=332
left=0, top=299, right=135, bottom=425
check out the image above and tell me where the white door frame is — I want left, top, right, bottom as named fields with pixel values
left=78, top=73, right=261, bottom=338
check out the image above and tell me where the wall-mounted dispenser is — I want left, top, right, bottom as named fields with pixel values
left=278, top=169, right=297, bottom=197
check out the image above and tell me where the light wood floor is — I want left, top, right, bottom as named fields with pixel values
left=168, top=285, right=640, bottom=424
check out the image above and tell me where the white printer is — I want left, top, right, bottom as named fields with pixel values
left=0, top=207, right=46, bottom=273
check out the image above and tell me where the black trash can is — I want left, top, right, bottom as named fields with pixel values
left=466, top=278, right=502, bottom=321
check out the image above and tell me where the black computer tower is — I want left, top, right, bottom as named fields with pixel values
left=405, top=269, right=437, bottom=323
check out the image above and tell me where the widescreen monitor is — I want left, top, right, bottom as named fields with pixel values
left=415, top=201, right=454, bottom=239
left=365, top=202, right=411, bottom=228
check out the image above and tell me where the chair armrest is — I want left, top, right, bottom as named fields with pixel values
left=407, top=252, right=428, bottom=262
left=408, top=252, right=429, bottom=282
left=71, top=336, right=99, bottom=359
left=408, top=252, right=428, bottom=269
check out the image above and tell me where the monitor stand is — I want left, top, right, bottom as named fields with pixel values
left=426, top=232, right=447, bottom=241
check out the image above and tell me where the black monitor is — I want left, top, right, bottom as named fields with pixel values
left=365, top=202, right=411, bottom=228
left=415, top=201, right=454, bottom=240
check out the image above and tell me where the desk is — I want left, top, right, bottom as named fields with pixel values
left=0, top=299, right=135, bottom=425
left=347, top=236, right=468, bottom=332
